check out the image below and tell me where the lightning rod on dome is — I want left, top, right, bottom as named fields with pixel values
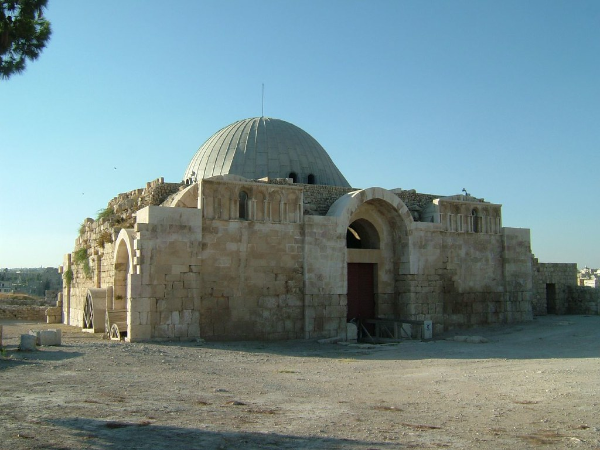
left=261, top=83, right=264, bottom=117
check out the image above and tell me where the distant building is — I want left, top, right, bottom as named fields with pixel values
left=578, top=267, right=599, bottom=288
left=0, top=281, right=13, bottom=293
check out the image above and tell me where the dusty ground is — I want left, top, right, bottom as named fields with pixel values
left=1, top=315, right=599, bottom=450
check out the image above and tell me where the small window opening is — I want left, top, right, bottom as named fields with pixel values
left=288, top=172, right=298, bottom=183
left=239, top=191, right=248, bottom=220
left=307, top=174, right=316, bottom=184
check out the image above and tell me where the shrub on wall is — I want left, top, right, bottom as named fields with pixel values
left=73, top=248, right=92, bottom=279
left=96, top=230, right=113, bottom=248
left=63, top=268, right=73, bottom=286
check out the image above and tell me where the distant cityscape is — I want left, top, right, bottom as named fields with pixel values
left=0, top=267, right=62, bottom=296
left=578, top=267, right=599, bottom=288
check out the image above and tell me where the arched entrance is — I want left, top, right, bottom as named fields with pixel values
left=327, top=187, right=414, bottom=339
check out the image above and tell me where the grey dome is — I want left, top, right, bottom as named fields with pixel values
left=183, top=117, right=350, bottom=187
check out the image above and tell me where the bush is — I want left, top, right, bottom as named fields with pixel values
left=63, top=268, right=73, bottom=286
left=96, top=231, right=113, bottom=248
left=97, top=206, right=114, bottom=221
left=73, top=248, right=92, bottom=279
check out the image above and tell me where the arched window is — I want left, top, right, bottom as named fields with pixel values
left=239, top=191, right=248, bottom=220
left=307, top=174, right=316, bottom=184
left=346, top=219, right=380, bottom=249
left=288, top=172, right=298, bottom=183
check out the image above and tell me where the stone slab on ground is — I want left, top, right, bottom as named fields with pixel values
left=19, top=333, right=37, bottom=351
left=29, top=329, right=62, bottom=346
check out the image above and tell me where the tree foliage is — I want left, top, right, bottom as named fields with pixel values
left=0, top=0, right=51, bottom=79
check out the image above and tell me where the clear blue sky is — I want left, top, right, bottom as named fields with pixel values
left=1, top=0, right=598, bottom=269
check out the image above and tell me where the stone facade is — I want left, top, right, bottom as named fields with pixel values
left=59, top=174, right=540, bottom=341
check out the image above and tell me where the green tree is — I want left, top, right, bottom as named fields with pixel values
left=0, top=0, right=51, bottom=79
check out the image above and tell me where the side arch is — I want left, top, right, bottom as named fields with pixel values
left=113, top=229, right=135, bottom=309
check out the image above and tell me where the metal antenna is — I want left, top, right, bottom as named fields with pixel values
left=261, top=83, right=264, bottom=117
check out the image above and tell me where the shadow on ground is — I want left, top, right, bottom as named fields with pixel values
left=172, top=315, right=600, bottom=361
left=43, top=417, right=396, bottom=450
left=0, top=349, right=83, bottom=371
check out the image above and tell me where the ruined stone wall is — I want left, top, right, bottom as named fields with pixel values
left=532, top=260, right=577, bottom=315
left=567, top=286, right=600, bottom=315
left=299, top=184, right=355, bottom=216
left=0, top=294, right=52, bottom=320
left=0, top=305, right=47, bottom=321
left=394, top=190, right=438, bottom=213
left=62, top=221, right=118, bottom=328
left=60, top=178, right=183, bottom=329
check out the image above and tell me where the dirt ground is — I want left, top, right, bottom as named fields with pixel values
left=1, top=315, right=599, bottom=450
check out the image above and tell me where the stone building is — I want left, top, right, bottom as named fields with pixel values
left=59, top=117, right=537, bottom=341
left=531, top=260, right=578, bottom=315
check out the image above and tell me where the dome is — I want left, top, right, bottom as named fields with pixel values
left=183, top=117, right=350, bottom=187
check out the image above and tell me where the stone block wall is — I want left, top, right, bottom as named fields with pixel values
left=199, top=217, right=305, bottom=340
left=567, top=286, right=600, bottom=315
left=393, top=226, right=533, bottom=333
left=532, top=260, right=577, bottom=315
left=390, top=274, right=445, bottom=335
left=132, top=206, right=203, bottom=341
left=46, top=293, right=63, bottom=323
left=303, top=216, right=347, bottom=339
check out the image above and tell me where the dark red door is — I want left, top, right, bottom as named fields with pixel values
left=347, top=263, right=375, bottom=321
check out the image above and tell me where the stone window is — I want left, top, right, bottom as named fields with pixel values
left=239, top=191, right=248, bottom=220
left=471, top=209, right=482, bottom=233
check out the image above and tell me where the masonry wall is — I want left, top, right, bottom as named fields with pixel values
left=131, top=206, right=203, bottom=341
left=392, top=274, right=445, bottom=335
left=303, top=216, right=347, bottom=339
left=198, top=218, right=304, bottom=340
left=397, top=225, right=533, bottom=332
left=532, top=260, right=577, bottom=315
left=60, top=178, right=183, bottom=330
left=61, top=221, right=118, bottom=328
left=567, top=286, right=600, bottom=315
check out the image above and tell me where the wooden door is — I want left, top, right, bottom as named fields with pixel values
left=347, top=263, right=375, bottom=321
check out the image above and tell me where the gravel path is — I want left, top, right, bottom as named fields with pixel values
left=1, top=315, right=599, bottom=449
